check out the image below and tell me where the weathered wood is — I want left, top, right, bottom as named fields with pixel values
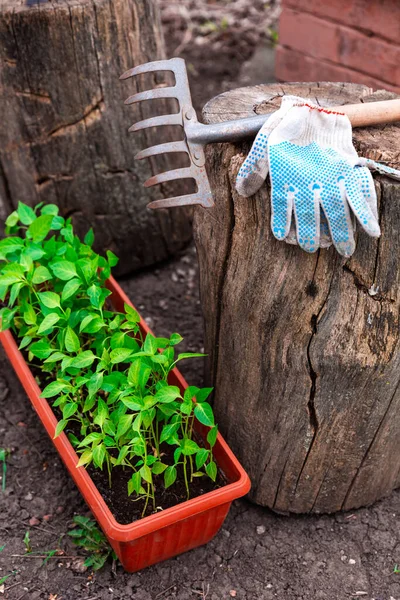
left=0, top=0, right=191, bottom=275
left=193, top=83, right=400, bottom=513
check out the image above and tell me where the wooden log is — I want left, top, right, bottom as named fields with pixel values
left=193, top=83, right=400, bottom=513
left=0, top=0, right=191, bottom=275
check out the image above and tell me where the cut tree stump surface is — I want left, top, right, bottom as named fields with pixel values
left=193, top=82, right=400, bottom=513
left=0, top=0, right=191, bottom=275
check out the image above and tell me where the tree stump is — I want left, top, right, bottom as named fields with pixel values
left=0, top=0, right=191, bottom=275
left=193, top=83, right=400, bottom=513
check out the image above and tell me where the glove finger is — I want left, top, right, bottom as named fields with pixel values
left=292, top=183, right=320, bottom=253
left=320, top=176, right=355, bottom=257
left=236, top=96, right=305, bottom=198
left=270, top=182, right=293, bottom=241
left=236, top=131, right=269, bottom=197
left=345, top=168, right=380, bottom=237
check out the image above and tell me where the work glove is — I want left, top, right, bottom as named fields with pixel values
left=236, top=97, right=400, bottom=257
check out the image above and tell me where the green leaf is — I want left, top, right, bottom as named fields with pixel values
left=140, top=464, right=152, bottom=484
left=92, top=444, right=106, bottom=469
left=5, top=210, right=19, bottom=227
left=160, top=422, right=180, bottom=444
left=181, top=439, right=200, bottom=456
left=38, top=291, right=61, bottom=309
left=20, top=252, right=33, bottom=273
left=195, top=388, right=213, bottom=403
left=70, top=350, right=96, bottom=369
left=95, top=398, right=108, bottom=428
left=169, top=333, right=183, bottom=346
left=152, top=461, right=167, bottom=475
left=155, top=386, right=182, bottom=404
left=106, top=250, right=118, bottom=267
left=0, top=237, right=24, bottom=258
left=32, top=266, right=52, bottom=284
left=41, top=204, right=59, bottom=216
left=116, top=414, right=133, bottom=439
left=9, top=282, right=24, bottom=307
left=194, top=402, right=215, bottom=427
left=17, top=202, right=36, bottom=225
left=132, top=413, right=142, bottom=432
left=124, top=303, right=140, bottom=323
left=29, top=340, right=52, bottom=359
left=110, top=348, right=132, bottom=364
left=78, top=432, right=103, bottom=447
left=84, top=228, right=95, bottom=247
left=206, top=461, right=217, bottom=482
left=128, top=472, right=141, bottom=496
left=87, top=284, right=101, bottom=308
left=83, top=395, right=97, bottom=413
left=41, top=380, right=72, bottom=398
left=76, top=450, right=93, bottom=468
left=19, top=336, right=32, bottom=350
left=180, top=400, right=193, bottom=416
left=62, top=278, right=81, bottom=301
left=88, top=372, right=103, bottom=398
left=0, top=264, right=25, bottom=285
left=151, top=354, right=168, bottom=365
left=54, top=419, right=68, bottom=438
left=121, top=396, right=143, bottom=412
left=79, top=314, right=95, bottom=332
left=164, top=465, right=177, bottom=489
left=207, top=426, right=218, bottom=448
left=37, top=312, right=60, bottom=334
left=65, top=326, right=80, bottom=353
left=50, top=260, right=77, bottom=281
left=196, top=448, right=209, bottom=470
left=144, top=334, right=157, bottom=355
left=63, top=402, right=78, bottom=419
left=43, top=351, right=66, bottom=363
left=177, top=352, right=206, bottom=361
left=27, top=214, right=54, bottom=242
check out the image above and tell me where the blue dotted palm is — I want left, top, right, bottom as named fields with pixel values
left=269, top=141, right=379, bottom=256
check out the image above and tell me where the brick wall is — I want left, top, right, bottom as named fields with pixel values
left=275, top=0, right=400, bottom=93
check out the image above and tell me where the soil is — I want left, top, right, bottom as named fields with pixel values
left=0, top=1, right=399, bottom=599
left=89, top=451, right=223, bottom=525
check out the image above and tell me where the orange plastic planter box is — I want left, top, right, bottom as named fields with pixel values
left=0, top=276, right=250, bottom=572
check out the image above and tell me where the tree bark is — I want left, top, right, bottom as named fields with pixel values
left=0, top=0, right=191, bottom=275
left=193, top=82, right=400, bottom=513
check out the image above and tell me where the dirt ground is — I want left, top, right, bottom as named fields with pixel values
left=0, top=0, right=399, bottom=599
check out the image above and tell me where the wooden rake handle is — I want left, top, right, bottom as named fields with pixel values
left=336, top=98, right=400, bottom=127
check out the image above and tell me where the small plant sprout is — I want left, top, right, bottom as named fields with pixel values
left=0, top=448, right=10, bottom=491
left=394, top=564, right=400, bottom=574
left=23, top=530, right=32, bottom=553
left=0, top=202, right=219, bottom=516
left=68, top=515, right=117, bottom=571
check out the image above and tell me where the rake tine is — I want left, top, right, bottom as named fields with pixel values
left=148, top=193, right=214, bottom=210
left=144, top=168, right=194, bottom=188
left=120, top=58, right=183, bottom=80
left=124, top=87, right=177, bottom=105
left=135, top=141, right=188, bottom=160
left=129, top=113, right=182, bottom=132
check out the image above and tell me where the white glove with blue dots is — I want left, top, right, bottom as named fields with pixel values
left=236, top=96, right=400, bottom=257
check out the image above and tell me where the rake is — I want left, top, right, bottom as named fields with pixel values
left=120, top=57, right=400, bottom=210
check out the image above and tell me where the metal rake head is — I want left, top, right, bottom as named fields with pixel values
left=120, top=57, right=214, bottom=210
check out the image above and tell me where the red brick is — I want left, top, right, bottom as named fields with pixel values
left=279, top=8, right=400, bottom=87
left=283, top=0, right=400, bottom=44
left=275, top=45, right=400, bottom=94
